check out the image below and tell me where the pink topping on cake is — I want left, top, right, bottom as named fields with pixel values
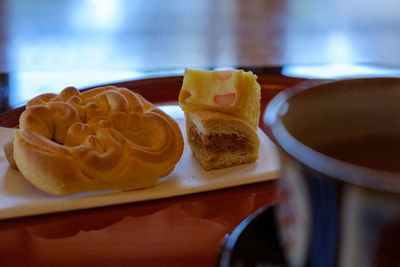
left=214, top=93, right=236, bottom=107
left=214, top=70, right=233, bottom=81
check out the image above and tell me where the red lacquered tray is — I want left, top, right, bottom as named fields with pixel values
left=0, top=72, right=305, bottom=267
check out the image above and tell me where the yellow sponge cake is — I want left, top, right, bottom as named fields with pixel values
left=179, top=68, right=261, bottom=129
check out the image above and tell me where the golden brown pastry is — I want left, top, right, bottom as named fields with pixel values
left=186, top=111, right=259, bottom=171
left=8, top=86, right=184, bottom=195
left=3, top=140, right=17, bottom=169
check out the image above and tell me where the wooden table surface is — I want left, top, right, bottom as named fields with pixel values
left=0, top=1, right=399, bottom=266
left=1, top=0, right=400, bottom=73
left=1, top=0, right=400, bottom=113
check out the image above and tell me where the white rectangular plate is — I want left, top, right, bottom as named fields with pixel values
left=0, top=119, right=279, bottom=220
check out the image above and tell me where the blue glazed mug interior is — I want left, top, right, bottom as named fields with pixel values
left=264, top=78, right=400, bottom=267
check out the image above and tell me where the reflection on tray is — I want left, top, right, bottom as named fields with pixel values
left=2, top=190, right=270, bottom=241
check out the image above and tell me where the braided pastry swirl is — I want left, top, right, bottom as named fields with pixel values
left=13, top=86, right=184, bottom=195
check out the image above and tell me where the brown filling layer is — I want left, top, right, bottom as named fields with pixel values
left=189, top=126, right=251, bottom=154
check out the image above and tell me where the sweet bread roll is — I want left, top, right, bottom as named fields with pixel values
left=186, top=111, right=259, bottom=171
left=3, top=140, right=17, bottom=169
left=179, top=68, right=261, bottom=129
left=9, top=86, right=184, bottom=195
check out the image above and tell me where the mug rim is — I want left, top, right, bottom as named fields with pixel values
left=263, top=77, right=400, bottom=193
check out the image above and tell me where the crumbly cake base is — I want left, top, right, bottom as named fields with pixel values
left=188, top=124, right=258, bottom=171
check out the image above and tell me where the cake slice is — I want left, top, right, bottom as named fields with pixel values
left=179, top=68, right=261, bottom=129
left=186, top=111, right=260, bottom=171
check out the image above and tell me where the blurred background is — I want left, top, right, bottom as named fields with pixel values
left=1, top=0, right=400, bottom=109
